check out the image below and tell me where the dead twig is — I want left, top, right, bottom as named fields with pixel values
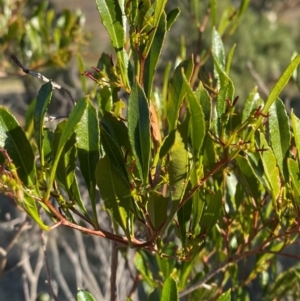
left=10, top=54, right=75, bottom=105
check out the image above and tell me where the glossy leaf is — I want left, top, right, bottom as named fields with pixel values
left=0, top=107, right=36, bottom=187
left=212, top=27, right=225, bottom=74
left=247, top=53, right=300, bottom=139
left=143, top=0, right=167, bottom=57
left=217, top=290, right=231, bottom=301
left=160, top=276, right=178, bottom=301
left=167, top=57, right=194, bottom=131
left=258, top=132, right=280, bottom=201
left=182, top=72, right=206, bottom=161
left=95, top=0, right=130, bottom=89
left=213, top=53, right=235, bottom=120
left=226, top=44, right=236, bottom=75
left=23, top=193, right=50, bottom=231
left=134, top=252, right=157, bottom=288
left=144, top=11, right=166, bottom=98
left=34, top=82, right=53, bottom=166
left=164, top=130, right=190, bottom=234
left=76, top=100, right=100, bottom=220
left=54, top=122, right=77, bottom=195
left=147, top=191, right=169, bottom=229
left=100, top=123, right=128, bottom=182
left=241, top=87, right=262, bottom=123
left=235, top=155, right=260, bottom=200
left=291, top=111, right=300, bottom=162
left=166, top=8, right=180, bottom=31
left=77, top=290, right=96, bottom=301
left=45, top=98, right=88, bottom=200
left=128, top=82, right=151, bottom=184
left=287, top=158, right=300, bottom=200
left=96, top=156, right=132, bottom=238
left=200, top=189, right=222, bottom=235
left=210, top=0, right=217, bottom=26
left=269, top=98, right=290, bottom=179
left=195, top=82, right=211, bottom=126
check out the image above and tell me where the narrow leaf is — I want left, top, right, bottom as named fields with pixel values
left=166, top=8, right=180, bottom=31
left=144, top=11, right=166, bottom=98
left=160, top=276, right=178, bottom=301
left=182, top=72, right=206, bottom=161
left=269, top=98, right=290, bottom=179
left=143, top=0, right=167, bottom=57
left=46, top=98, right=88, bottom=200
left=147, top=191, right=169, bottom=229
left=34, top=82, right=53, bottom=166
left=291, top=111, right=300, bottom=163
left=200, top=189, right=222, bottom=235
left=76, top=100, right=100, bottom=221
left=167, top=57, right=194, bottom=131
left=217, top=289, right=231, bottom=301
left=0, top=107, right=36, bottom=186
left=258, top=132, right=281, bottom=201
left=128, top=82, right=151, bottom=184
left=96, top=156, right=132, bottom=238
left=95, top=0, right=130, bottom=89
left=212, top=27, right=225, bottom=73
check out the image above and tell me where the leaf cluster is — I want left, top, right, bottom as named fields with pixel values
left=1, top=0, right=300, bottom=300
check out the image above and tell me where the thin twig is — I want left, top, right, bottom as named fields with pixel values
left=49, top=237, right=75, bottom=301
left=247, top=60, right=270, bottom=98
left=41, top=231, right=58, bottom=301
left=110, top=242, right=118, bottom=301
left=10, top=54, right=75, bottom=105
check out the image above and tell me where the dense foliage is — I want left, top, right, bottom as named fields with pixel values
left=1, top=0, right=300, bottom=300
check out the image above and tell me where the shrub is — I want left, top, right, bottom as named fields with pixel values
left=1, top=0, right=300, bottom=300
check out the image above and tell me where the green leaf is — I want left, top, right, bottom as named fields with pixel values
left=291, top=111, right=300, bottom=162
left=246, top=54, right=300, bottom=140
left=76, top=100, right=100, bottom=222
left=54, top=122, right=77, bottom=194
left=287, top=158, right=300, bottom=201
left=144, top=11, right=166, bottom=99
left=269, top=98, right=290, bottom=180
left=200, top=189, right=222, bottom=234
left=229, top=0, right=250, bottom=35
left=213, top=53, right=235, bottom=120
left=166, top=8, right=180, bottom=31
left=258, top=132, right=281, bottom=201
left=45, top=98, right=88, bottom=200
left=143, top=0, right=167, bottom=57
left=147, top=191, right=169, bottom=229
left=195, top=82, right=211, bottom=126
left=235, top=155, right=260, bottom=200
left=77, top=290, right=96, bottom=301
left=77, top=54, right=88, bottom=93
left=34, top=82, right=53, bottom=166
left=0, top=107, right=36, bottom=187
left=182, top=72, right=206, bottom=161
left=96, top=156, right=132, bottom=238
left=23, top=193, right=50, bottom=231
left=212, top=27, right=225, bottom=74
left=167, top=57, right=194, bottom=131
left=163, top=130, right=190, bottom=235
left=128, top=82, right=151, bottom=184
left=225, top=44, right=236, bottom=75
left=217, top=290, right=231, bottom=301
left=160, top=276, right=178, bottom=301
left=209, top=0, right=217, bottom=26
left=242, top=87, right=262, bottom=123
left=100, top=123, right=128, bottom=182
left=95, top=0, right=130, bottom=89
